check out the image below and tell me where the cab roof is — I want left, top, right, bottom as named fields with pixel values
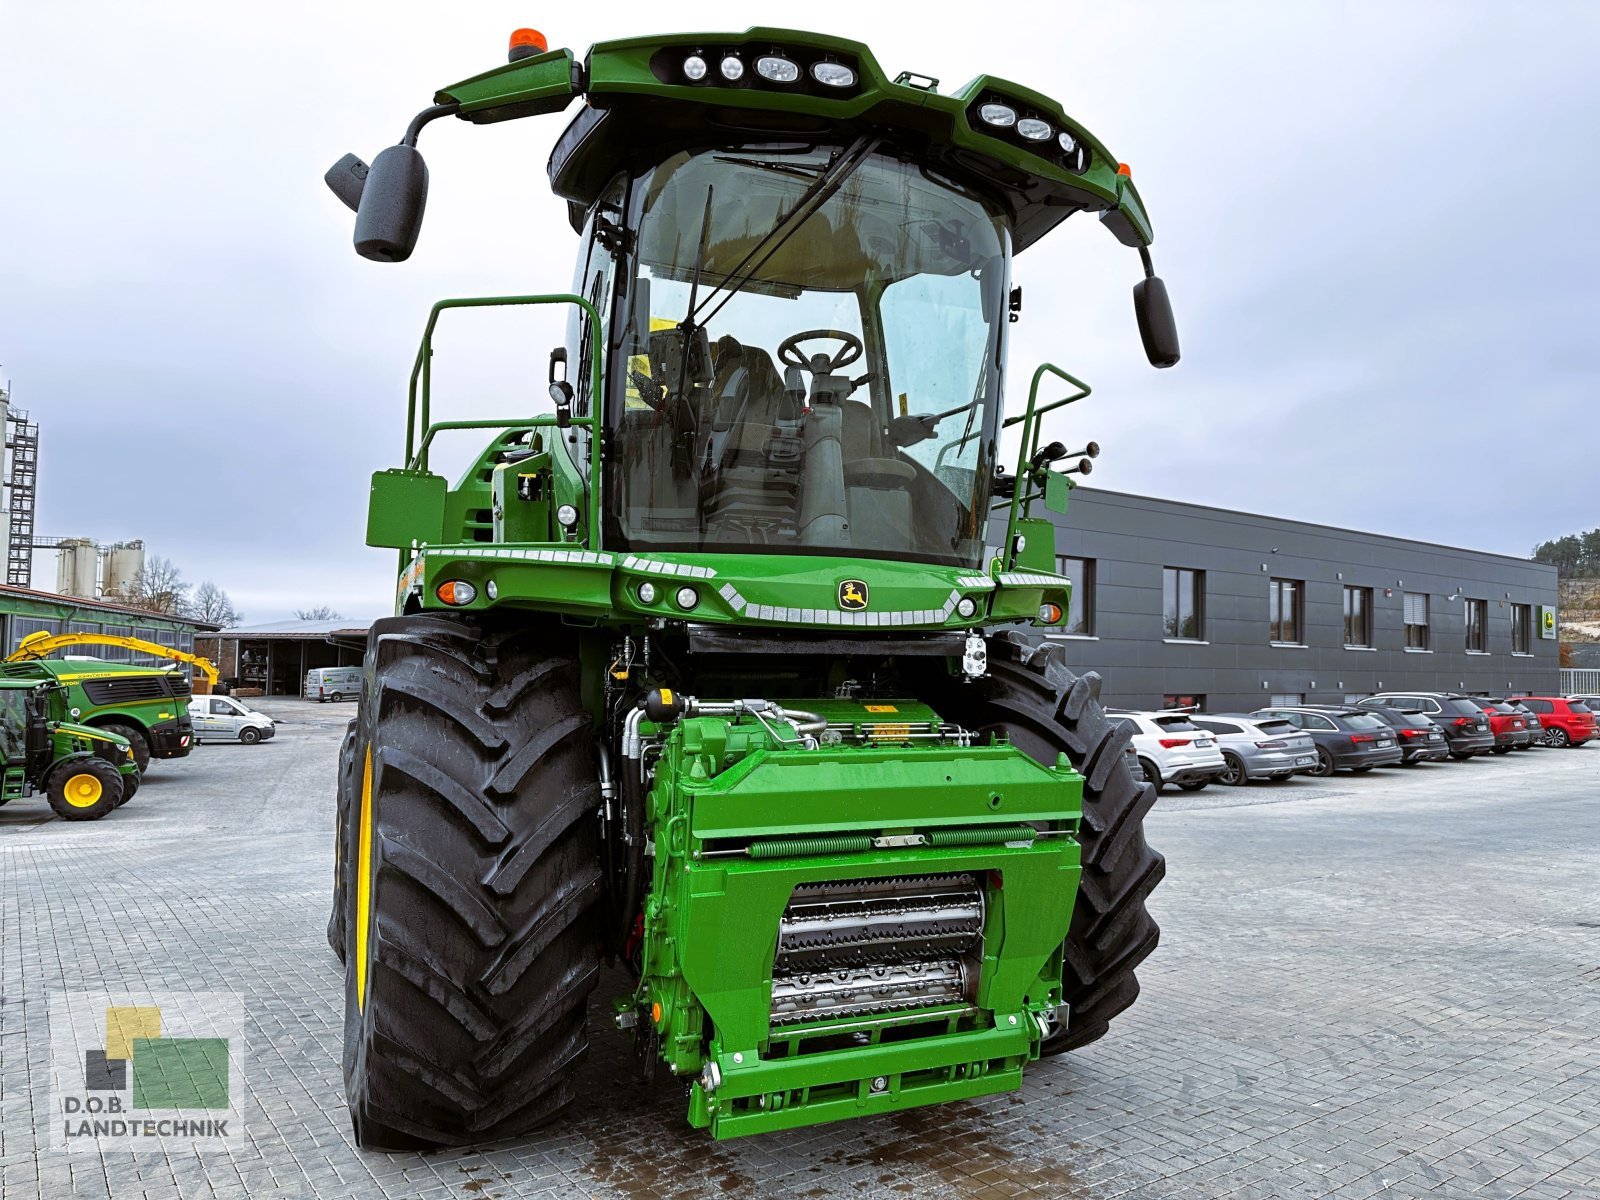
left=435, top=27, right=1153, bottom=254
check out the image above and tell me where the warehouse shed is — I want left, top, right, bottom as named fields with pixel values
left=0, top=581, right=215, bottom=671
left=195, top=619, right=374, bottom=696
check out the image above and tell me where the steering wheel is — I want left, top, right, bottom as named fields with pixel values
left=777, top=329, right=864, bottom=374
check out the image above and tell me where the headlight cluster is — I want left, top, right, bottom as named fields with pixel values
left=658, top=46, right=860, bottom=93
left=971, top=97, right=1090, bottom=174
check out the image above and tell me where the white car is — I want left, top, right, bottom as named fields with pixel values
left=1108, top=710, right=1226, bottom=793
left=187, top=695, right=277, bottom=745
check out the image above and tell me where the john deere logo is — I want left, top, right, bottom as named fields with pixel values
left=838, top=580, right=869, bottom=611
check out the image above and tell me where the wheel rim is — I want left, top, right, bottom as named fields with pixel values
left=64, top=773, right=104, bottom=808
left=1314, top=749, right=1333, bottom=777
left=1220, top=756, right=1243, bottom=785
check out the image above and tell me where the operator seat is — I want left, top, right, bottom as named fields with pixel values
left=839, top=398, right=916, bottom=551
left=700, top=337, right=800, bottom=542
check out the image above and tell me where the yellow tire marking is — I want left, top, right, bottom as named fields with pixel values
left=355, top=745, right=374, bottom=1012
left=64, top=773, right=104, bottom=808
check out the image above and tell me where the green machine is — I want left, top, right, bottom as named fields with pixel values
left=0, top=676, right=139, bottom=821
left=325, top=26, right=1178, bottom=1148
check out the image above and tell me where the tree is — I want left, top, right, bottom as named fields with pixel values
left=1532, top=530, right=1600, bottom=579
left=111, top=556, right=192, bottom=616
left=192, top=581, right=242, bottom=627
left=295, top=605, right=344, bottom=621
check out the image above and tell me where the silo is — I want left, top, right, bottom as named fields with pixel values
left=105, top=540, right=145, bottom=598
left=56, top=538, right=98, bottom=598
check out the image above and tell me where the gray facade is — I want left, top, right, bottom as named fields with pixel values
left=1033, top=489, right=1560, bottom=712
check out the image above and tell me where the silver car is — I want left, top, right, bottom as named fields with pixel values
left=1192, top=714, right=1320, bottom=785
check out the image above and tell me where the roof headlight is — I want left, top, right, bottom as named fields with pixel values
left=720, top=55, right=744, bottom=81
left=1017, top=117, right=1053, bottom=142
left=683, top=54, right=708, bottom=82
left=978, top=102, right=1017, bottom=128
left=810, top=61, right=856, bottom=88
left=755, top=55, right=800, bottom=83
left=1058, top=131, right=1078, bottom=153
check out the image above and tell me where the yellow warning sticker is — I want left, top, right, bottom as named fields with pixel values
left=660, top=688, right=674, bottom=705
left=863, top=704, right=898, bottom=713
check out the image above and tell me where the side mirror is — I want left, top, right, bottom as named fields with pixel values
left=324, top=153, right=369, bottom=212
left=1133, top=275, right=1180, bottom=368
left=353, top=144, right=429, bottom=263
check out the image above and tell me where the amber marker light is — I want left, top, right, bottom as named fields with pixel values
left=508, top=28, right=548, bottom=62
left=437, top=580, right=477, bottom=606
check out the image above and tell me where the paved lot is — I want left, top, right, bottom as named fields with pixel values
left=2, top=698, right=1597, bottom=1199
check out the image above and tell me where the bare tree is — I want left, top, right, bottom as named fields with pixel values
left=110, top=555, right=192, bottom=616
left=295, top=605, right=344, bottom=621
left=192, top=581, right=242, bottom=627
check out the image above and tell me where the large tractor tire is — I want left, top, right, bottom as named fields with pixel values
left=327, top=718, right=360, bottom=962
left=933, top=634, right=1164, bottom=1056
left=341, top=614, right=603, bottom=1151
left=46, top=757, right=124, bottom=821
left=97, top=723, right=151, bottom=773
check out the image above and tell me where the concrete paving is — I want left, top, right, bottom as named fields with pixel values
left=2, top=697, right=1597, bottom=1199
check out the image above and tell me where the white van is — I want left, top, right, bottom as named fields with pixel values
left=305, top=666, right=363, bottom=703
left=187, top=695, right=277, bottom=745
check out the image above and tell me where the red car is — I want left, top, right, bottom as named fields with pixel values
left=1476, top=700, right=1535, bottom=753
left=1519, top=697, right=1597, bottom=748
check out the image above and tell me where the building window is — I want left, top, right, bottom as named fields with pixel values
left=1162, top=694, right=1205, bottom=711
left=1403, top=592, right=1430, bottom=650
left=1511, top=603, right=1531, bottom=654
left=1056, top=556, right=1095, bottom=636
left=1343, top=586, right=1372, bottom=647
left=1269, top=578, right=1303, bottom=643
left=1163, top=567, right=1204, bottom=640
left=1269, top=693, right=1304, bottom=707
left=9, top=617, right=62, bottom=654
left=1465, top=598, right=1487, bottom=652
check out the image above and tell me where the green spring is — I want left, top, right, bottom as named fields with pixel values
left=747, top=834, right=874, bottom=860
left=927, top=825, right=1038, bottom=847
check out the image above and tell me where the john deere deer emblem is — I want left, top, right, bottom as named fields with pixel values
left=838, top=580, right=869, bottom=611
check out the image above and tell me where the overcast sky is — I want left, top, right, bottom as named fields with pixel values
left=1, top=2, right=1596, bottom=624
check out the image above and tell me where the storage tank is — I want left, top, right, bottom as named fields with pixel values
left=56, top=538, right=98, bottom=598
left=104, top=539, right=145, bottom=598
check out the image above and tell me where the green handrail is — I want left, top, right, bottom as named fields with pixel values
left=1000, top=363, right=1091, bottom=571
left=404, top=293, right=604, bottom=547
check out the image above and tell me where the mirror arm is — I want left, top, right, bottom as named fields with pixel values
left=402, top=102, right=460, bottom=147
left=1138, top=244, right=1155, bottom=279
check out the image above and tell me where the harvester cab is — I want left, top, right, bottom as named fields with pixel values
left=0, top=679, right=138, bottom=821
left=328, top=26, right=1174, bottom=1150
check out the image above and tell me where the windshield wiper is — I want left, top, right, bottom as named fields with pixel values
left=711, top=155, right=824, bottom=181
left=692, top=135, right=881, bottom=328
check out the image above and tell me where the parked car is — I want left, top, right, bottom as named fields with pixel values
left=1356, top=693, right=1496, bottom=760
left=1360, top=706, right=1450, bottom=764
left=304, top=666, right=363, bottom=703
left=1488, top=699, right=1543, bottom=750
left=1569, top=694, right=1600, bottom=712
left=1250, top=706, right=1405, bottom=776
left=1474, top=700, right=1535, bottom=754
left=1189, top=714, right=1319, bottom=784
left=1107, top=710, right=1226, bottom=793
left=1518, top=697, right=1597, bottom=748
left=187, top=695, right=277, bottom=745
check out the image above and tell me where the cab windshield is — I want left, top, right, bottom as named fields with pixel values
left=608, top=146, right=1010, bottom=567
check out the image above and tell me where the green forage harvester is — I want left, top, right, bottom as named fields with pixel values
left=324, top=25, right=1178, bottom=1148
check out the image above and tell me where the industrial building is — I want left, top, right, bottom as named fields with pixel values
left=1037, top=489, right=1561, bottom=712
left=0, top=581, right=215, bottom=670
left=195, top=619, right=373, bottom=696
